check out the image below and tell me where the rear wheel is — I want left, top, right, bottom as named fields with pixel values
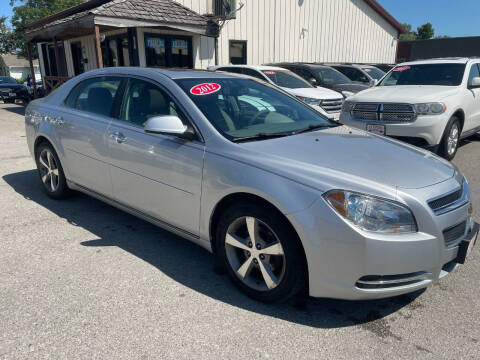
left=439, top=116, right=461, bottom=160
left=35, top=143, right=70, bottom=199
left=216, top=203, right=307, bottom=303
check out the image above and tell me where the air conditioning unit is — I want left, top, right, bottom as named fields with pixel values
left=213, top=0, right=237, bottom=18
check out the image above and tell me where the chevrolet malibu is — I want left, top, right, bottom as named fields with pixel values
left=25, top=67, right=478, bottom=303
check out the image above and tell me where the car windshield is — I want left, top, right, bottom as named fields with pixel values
left=379, top=63, right=466, bottom=86
left=261, top=70, right=312, bottom=89
left=361, top=67, right=385, bottom=80
left=175, top=78, right=336, bottom=141
left=314, top=67, right=351, bottom=85
left=0, top=76, right=17, bottom=84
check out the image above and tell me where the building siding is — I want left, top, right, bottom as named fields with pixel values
left=175, top=0, right=399, bottom=67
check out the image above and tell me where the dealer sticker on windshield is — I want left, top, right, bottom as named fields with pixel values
left=393, top=66, right=410, bottom=72
left=190, top=83, right=221, bottom=95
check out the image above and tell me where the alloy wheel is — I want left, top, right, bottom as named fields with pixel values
left=38, top=149, right=60, bottom=192
left=447, top=124, right=459, bottom=156
left=224, top=216, right=286, bottom=291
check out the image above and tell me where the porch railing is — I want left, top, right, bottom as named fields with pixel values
left=44, top=76, right=72, bottom=93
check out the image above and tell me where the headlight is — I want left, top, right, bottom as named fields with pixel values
left=296, top=96, right=322, bottom=106
left=413, top=103, right=446, bottom=115
left=341, top=90, right=355, bottom=98
left=341, top=100, right=355, bottom=112
left=323, top=190, right=417, bottom=233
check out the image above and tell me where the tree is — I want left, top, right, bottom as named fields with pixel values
left=8, top=0, right=83, bottom=56
left=0, top=16, right=19, bottom=53
left=399, top=23, right=417, bottom=41
left=417, top=22, right=435, bottom=40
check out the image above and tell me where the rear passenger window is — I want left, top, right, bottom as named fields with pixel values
left=120, top=78, right=186, bottom=126
left=242, top=68, right=267, bottom=81
left=64, top=76, right=122, bottom=117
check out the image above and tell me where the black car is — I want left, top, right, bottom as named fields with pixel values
left=0, top=76, right=31, bottom=104
left=271, top=63, right=370, bottom=97
left=317, top=63, right=385, bottom=87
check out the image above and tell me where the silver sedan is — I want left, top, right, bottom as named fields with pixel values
left=25, top=67, right=478, bottom=302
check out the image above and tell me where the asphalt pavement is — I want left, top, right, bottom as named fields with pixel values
left=0, top=102, right=479, bottom=359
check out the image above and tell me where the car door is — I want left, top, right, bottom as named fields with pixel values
left=57, top=76, right=124, bottom=197
left=465, top=63, right=480, bottom=132
left=106, top=77, right=205, bottom=235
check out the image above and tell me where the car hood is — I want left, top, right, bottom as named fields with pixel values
left=350, top=85, right=459, bottom=103
left=0, top=83, right=23, bottom=90
left=234, top=126, right=455, bottom=191
left=331, top=83, right=370, bottom=94
left=282, top=86, right=343, bottom=100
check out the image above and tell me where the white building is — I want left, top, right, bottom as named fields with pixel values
left=25, top=0, right=404, bottom=92
left=1, top=53, right=41, bottom=81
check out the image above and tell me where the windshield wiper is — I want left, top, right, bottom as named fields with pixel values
left=293, top=123, right=340, bottom=135
left=231, top=132, right=291, bottom=143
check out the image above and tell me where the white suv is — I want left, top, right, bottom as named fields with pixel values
left=209, top=65, right=344, bottom=121
left=340, top=58, right=480, bottom=160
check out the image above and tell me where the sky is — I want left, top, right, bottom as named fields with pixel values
left=1, top=0, right=480, bottom=38
left=378, top=0, right=480, bottom=37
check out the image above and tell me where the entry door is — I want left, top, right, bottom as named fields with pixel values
left=106, top=77, right=204, bottom=235
left=71, top=42, right=84, bottom=76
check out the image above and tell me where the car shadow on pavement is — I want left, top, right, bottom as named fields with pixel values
left=1, top=103, right=26, bottom=116
left=3, top=169, right=425, bottom=330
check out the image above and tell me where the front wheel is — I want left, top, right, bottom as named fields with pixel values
left=439, top=116, right=461, bottom=160
left=216, top=203, right=307, bottom=303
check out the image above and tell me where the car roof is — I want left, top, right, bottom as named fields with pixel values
left=76, top=66, right=245, bottom=80
left=211, top=64, right=286, bottom=71
left=397, top=58, right=471, bottom=66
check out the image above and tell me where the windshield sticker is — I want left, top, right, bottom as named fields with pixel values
left=190, top=83, right=221, bottom=95
left=263, top=71, right=276, bottom=75
left=393, top=66, right=410, bottom=72
left=362, top=68, right=372, bottom=72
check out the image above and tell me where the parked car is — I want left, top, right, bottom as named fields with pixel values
left=25, top=67, right=478, bottom=303
left=209, top=65, right=344, bottom=121
left=0, top=76, right=31, bottom=104
left=271, top=62, right=370, bottom=98
left=25, top=79, right=46, bottom=98
left=364, top=63, right=395, bottom=73
left=320, top=64, right=385, bottom=86
left=340, top=58, right=480, bottom=160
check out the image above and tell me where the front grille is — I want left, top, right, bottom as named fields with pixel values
left=428, top=188, right=463, bottom=211
left=321, top=98, right=343, bottom=113
left=443, top=221, right=466, bottom=246
left=352, top=102, right=416, bottom=122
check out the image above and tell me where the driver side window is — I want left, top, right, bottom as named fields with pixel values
left=120, top=78, right=184, bottom=126
left=468, top=64, right=480, bottom=87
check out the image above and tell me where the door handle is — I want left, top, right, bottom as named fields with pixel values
left=109, top=131, right=127, bottom=143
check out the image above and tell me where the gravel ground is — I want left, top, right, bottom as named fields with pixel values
left=0, top=102, right=479, bottom=359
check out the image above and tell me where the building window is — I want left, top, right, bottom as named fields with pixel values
left=144, top=34, right=193, bottom=68
left=214, top=0, right=237, bottom=18
left=145, top=35, right=166, bottom=67
left=229, top=40, right=247, bottom=65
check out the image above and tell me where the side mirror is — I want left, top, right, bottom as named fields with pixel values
left=309, top=78, right=317, bottom=86
left=144, top=115, right=195, bottom=141
left=469, top=77, right=480, bottom=89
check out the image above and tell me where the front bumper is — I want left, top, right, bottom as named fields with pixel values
left=340, top=112, right=448, bottom=146
left=288, top=178, right=476, bottom=300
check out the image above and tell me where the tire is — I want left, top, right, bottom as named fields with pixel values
left=216, top=202, right=307, bottom=303
left=438, top=116, right=461, bottom=161
left=35, top=142, right=71, bottom=199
